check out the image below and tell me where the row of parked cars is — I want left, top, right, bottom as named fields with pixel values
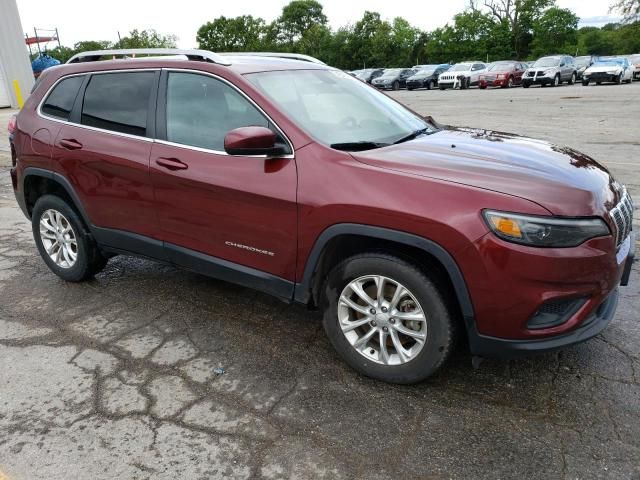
left=350, top=53, right=640, bottom=90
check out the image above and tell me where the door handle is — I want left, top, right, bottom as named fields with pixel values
left=156, top=157, right=188, bottom=171
left=59, top=138, right=83, bottom=150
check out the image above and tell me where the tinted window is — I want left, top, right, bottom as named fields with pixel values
left=166, top=72, right=269, bottom=152
left=81, top=72, right=154, bottom=137
left=41, top=76, right=84, bottom=120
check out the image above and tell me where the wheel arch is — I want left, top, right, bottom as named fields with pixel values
left=23, top=167, right=92, bottom=227
left=295, top=224, right=475, bottom=324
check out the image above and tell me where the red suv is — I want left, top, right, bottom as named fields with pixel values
left=9, top=49, right=635, bottom=384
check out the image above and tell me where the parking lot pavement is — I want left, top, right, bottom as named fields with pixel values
left=1, top=83, right=639, bottom=479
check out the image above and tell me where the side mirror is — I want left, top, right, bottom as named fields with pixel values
left=560, top=62, right=566, bottom=67
left=224, top=126, right=285, bottom=157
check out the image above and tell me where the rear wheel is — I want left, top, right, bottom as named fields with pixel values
left=523, top=82, right=530, bottom=88
left=32, top=195, right=108, bottom=282
left=582, top=79, right=589, bottom=86
left=322, top=254, right=455, bottom=384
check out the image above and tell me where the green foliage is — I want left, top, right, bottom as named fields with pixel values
left=42, top=2, right=640, bottom=72
left=114, top=29, right=177, bottom=49
left=197, top=16, right=266, bottom=52
left=530, top=7, right=579, bottom=57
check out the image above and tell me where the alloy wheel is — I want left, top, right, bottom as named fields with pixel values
left=39, top=209, right=78, bottom=269
left=338, top=275, right=427, bottom=365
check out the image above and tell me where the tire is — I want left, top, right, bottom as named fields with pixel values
left=617, top=74, right=623, bottom=85
left=506, top=77, right=514, bottom=88
left=596, top=81, right=602, bottom=85
left=407, top=87, right=414, bottom=91
left=582, top=79, right=589, bottom=86
left=552, top=74, right=560, bottom=87
left=479, top=85, right=487, bottom=90
left=321, top=253, right=455, bottom=384
left=523, top=82, right=530, bottom=88
left=568, top=72, right=576, bottom=85
left=426, top=81, right=432, bottom=90
left=32, top=194, right=108, bottom=282
left=439, top=85, right=446, bottom=90
left=392, top=80, right=400, bottom=91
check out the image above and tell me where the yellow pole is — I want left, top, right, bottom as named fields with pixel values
left=12, top=79, right=24, bottom=108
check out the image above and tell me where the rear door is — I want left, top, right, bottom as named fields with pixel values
left=52, top=70, right=160, bottom=239
left=149, top=69, right=298, bottom=284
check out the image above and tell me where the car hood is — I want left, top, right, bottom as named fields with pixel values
left=351, top=128, right=620, bottom=217
left=586, top=65, right=622, bottom=73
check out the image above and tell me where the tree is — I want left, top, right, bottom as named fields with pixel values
left=276, top=0, right=328, bottom=45
left=610, top=0, right=640, bottom=22
left=530, top=7, right=578, bottom=56
left=197, top=16, right=266, bottom=51
left=474, top=0, right=554, bottom=57
left=114, top=29, right=177, bottom=49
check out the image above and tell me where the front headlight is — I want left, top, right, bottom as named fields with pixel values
left=607, top=70, right=618, bottom=75
left=483, top=210, right=610, bottom=247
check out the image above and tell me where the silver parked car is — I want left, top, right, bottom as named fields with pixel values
left=523, top=55, right=577, bottom=88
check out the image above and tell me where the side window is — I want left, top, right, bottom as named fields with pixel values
left=81, top=72, right=155, bottom=137
left=473, top=64, right=484, bottom=71
left=165, top=71, right=270, bottom=152
left=41, top=75, right=84, bottom=120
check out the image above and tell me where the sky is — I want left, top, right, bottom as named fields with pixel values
left=15, top=0, right=621, bottom=49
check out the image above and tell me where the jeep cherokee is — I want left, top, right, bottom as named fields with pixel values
left=8, top=48, right=635, bottom=384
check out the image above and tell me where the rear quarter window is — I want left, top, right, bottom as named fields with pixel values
left=41, top=75, right=85, bottom=120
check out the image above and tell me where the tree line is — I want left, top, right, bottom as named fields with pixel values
left=43, top=0, right=640, bottom=70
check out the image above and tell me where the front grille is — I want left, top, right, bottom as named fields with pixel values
left=484, top=75, right=496, bottom=81
left=610, top=188, right=634, bottom=246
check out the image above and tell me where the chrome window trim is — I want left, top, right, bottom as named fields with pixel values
left=36, top=67, right=295, bottom=158
left=161, top=68, right=294, bottom=159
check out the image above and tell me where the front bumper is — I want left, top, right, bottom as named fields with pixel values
left=459, top=230, right=634, bottom=356
left=480, top=78, right=507, bottom=87
left=584, top=73, right=619, bottom=83
left=468, top=289, right=619, bottom=357
left=523, top=75, right=553, bottom=85
left=372, top=83, right=391, bottom=89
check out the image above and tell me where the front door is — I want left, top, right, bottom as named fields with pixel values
left=150, top=70, right=298, bottom=285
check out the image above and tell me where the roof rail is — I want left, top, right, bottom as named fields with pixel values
left=66, top=48, right=231, bottom=66
left=219, top=52, right=326, bottom=65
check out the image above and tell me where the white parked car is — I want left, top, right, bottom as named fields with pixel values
left=582, top=58, right=634, bottom=85
left=438, top=62, right=487, bottom=90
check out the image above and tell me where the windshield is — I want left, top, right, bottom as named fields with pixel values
left=450, top=64, right=472, bottom=72
left=247, top=69, right=432, bottom=148
left=413, top=69, right=435, bottom=76
left=594, top=61, right=619, bottom=67
left=380, top=69, right=402, bottom=77
left=534, top=57, right=560, bottom=68
left=488, top=63, right=514, bottom=71
left=575, top=57, right=591, bottom=67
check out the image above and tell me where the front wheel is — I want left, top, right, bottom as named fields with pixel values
left=568, top=72, right=576, bottom=85
left=439, top=85, right=446, bottom=90
left=32, top=195, right=108, bottom=282
left=523, top=82, right=530, bottom=88
left=426, top=80, right=432, bottom=90
left=552, top=74, right=560, bottom=87
left=322, top=254, right=455, bottom=384
left=505, top=77, right=514, bottom=88
left=617, top=74, right=623, bottom=85
left=582, top=79, right=589, bottom=86
left=392, top=80, right=400, bottom=91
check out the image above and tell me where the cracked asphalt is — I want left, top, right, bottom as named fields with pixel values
left=1, top=83, right=639, bottom=479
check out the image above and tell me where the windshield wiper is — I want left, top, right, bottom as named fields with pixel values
left=393, top=127, right=430, bottom=145
left=330, top=141, right=391, bottom=152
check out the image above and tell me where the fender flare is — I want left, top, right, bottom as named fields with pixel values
left=22, top=167, right=92, bottom=226
left=293, top=223, right=475, bottom=321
